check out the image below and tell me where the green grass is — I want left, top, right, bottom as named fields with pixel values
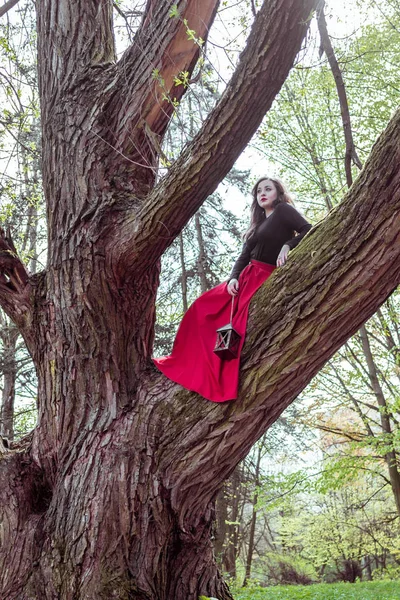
left=230, top=580, right=400, bottom=600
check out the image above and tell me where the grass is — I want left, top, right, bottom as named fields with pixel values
left=230, top=580, right=400, bottom=599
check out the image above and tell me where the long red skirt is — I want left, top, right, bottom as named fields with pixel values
left=153, top=260, right=275, bottom=402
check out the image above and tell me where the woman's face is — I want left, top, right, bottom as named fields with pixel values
left=256, top=179, right=278, bottom=211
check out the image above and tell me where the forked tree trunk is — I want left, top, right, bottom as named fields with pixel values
left=1, top=0, right=400, bottom=599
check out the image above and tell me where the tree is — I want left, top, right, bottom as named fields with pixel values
left=215, top=464, right=244, bottom=580
left=303, top=309, right=400, bottom=520
left=0, top=0, right=41, bottom=441
left=1, top=1, right=400, bottom=599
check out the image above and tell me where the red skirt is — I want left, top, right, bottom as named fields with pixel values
left=153, top=260, right=275, bottom=402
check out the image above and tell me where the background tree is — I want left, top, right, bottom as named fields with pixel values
left=0, top=0, right=42, bottom=441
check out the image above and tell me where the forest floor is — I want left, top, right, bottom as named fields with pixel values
left=230, top=580, right=400, bottom=599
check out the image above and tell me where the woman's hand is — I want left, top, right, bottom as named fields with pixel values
left=277, top=244, right=290, bottom=267
left=227, top=278, right=239, bottom=296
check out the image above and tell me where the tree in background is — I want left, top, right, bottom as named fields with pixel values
left=254, top=0, right=400, bottom=536
left=0, top=0, right=42, bottom=441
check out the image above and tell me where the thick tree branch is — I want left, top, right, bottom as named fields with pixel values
left=113, top=0, right=318, bottom=274
left=130, top=0, right=219, bottom=136
left=99, top=0, right=219, bottom=177
left=153, top=107, right=400, bottom=522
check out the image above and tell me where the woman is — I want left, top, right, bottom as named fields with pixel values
left=153, top=177, right=312, bottom=402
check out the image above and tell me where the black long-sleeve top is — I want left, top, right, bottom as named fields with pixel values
left=229, top=202, right=312, bottom=281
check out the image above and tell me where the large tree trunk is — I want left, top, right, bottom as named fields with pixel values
left=2, top=0, right=400, bottom=599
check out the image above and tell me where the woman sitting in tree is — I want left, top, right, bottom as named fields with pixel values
left=154, top=177, right=312, bottom=402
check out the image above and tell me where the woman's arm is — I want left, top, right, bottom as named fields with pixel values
left=277, top=203, right=312, bottom=266
left=229, top=242, right=252, bottom=281
left=227, top=242, right=252, bottom=296
left=280, top=203, right=312, bottom=250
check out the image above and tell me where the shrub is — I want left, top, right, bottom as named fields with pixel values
left=259, top=552, right=318, bottom=586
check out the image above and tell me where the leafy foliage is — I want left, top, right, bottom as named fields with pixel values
left=230, top=580, right=400, bottom=599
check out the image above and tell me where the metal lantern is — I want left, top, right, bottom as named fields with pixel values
left=214, top=296, right=241, bottom=360
left=214, top=322, right=241, bottom=360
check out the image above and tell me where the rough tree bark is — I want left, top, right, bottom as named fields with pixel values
left=1, top=0, right=400, bottom=599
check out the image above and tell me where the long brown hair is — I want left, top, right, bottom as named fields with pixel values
left=243, top=177, right=294, bottom=241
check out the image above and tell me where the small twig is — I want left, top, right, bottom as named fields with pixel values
left=113, top=2, right=143, bottom=40
left=91, top=130, right=158, bottom=173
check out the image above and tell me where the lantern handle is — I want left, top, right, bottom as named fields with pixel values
left=230, top=295, right=235, bottom=326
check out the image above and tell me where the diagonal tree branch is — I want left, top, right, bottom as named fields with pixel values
left=112, top=0, right=319, bottom=275
left=114, top=0, right=219, bottom=136
left=94, top=0, right=220, bottom=189
left=150, top=106, right=400, bottom=520
left=0, top=0, right=20, bottom=18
